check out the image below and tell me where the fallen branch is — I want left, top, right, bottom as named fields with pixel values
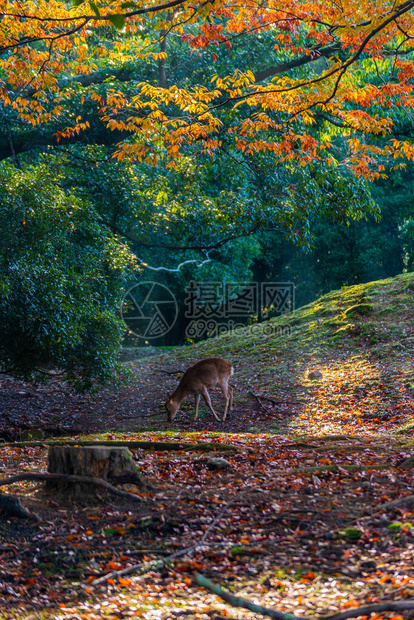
left=34, top=368, right=66, bottom=377
left=196, top=574, right=414, bottom=620
left=382, top=494, right=414, bottom=510
left=249, top=391, right=273, bottom=413
left=283, top=463, right=393, bottom=475
left=0, top=473, right=143, bottom=502
left=0, top=440, right=237, bottom=452
left=155, top=368, right=184, bottom=375
left=93, top=541, right=235, bottom=582
left=196, top=574, right=304, bottom=620
left=92, top=542, right=215, bottom=586
left=122, top=412, right=166, bottom=418
left=322, top=600, right=414, bottom=620
left=249, top=391, right=300, bottom=407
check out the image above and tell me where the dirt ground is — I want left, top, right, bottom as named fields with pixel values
left=0, top=357, right=279, bottom=440
left=1, top=432, right=414, bottom=619
left=1, top=350, right=414, bottom=619
left=2, top=347, right=413, bottom=440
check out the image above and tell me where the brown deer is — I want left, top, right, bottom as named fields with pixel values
left=165, top=357, right=234, bottom=422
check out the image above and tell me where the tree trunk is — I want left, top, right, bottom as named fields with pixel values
left=47, top=446, right=147, bottom=501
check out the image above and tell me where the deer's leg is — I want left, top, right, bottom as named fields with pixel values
left=220, top=382, right=229, bottom=421
left=222, top=385, right=233, bottom=421
left=201, top=387, right=221, bottom=422
left=194, top=394, right=201, bottom=421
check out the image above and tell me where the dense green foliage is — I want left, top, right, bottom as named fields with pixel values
left=255, top=168, right=414, bottom=309
left=0, top=164, right=134, bottom=386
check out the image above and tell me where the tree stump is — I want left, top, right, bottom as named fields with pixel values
left=47, top=446, right=147, bottom=501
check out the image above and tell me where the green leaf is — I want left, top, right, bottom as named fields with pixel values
left=107, top=14, right=125, bottom=29
left=388, top=522, right=403, bottom=530
left=121, top=1, right=136, bottom=8
left=72, top=0, right=85, bottom=6
left=230, top=546, right=245, bottom=555
left=338, top=528, right=363, bottom=540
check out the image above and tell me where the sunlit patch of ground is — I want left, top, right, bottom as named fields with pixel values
left=283, top=355, right=414, bottom=436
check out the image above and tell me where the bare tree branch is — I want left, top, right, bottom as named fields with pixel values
left=99, top=219, right=280, bottom=252
left=136, top=251, right=213, bottom=273
left=182, top=0, right=414, bottom=120
left=254, top=43, right=340, bottom=82
left=3, top=0, right=194, bottom=24
left=0, top=19, right=89, bottom=54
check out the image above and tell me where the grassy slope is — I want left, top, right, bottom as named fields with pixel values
left=134, top=272, right=414, bottom=437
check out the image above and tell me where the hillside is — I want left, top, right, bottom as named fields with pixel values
left=122, top=271, right=414, bottom=437
left=1, top=272, right=414, bottom=438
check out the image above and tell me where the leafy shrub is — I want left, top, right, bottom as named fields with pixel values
left=0, top=164, right=135, bottom=387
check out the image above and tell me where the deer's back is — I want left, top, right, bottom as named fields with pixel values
left=181, top=357, right=233, bottom=392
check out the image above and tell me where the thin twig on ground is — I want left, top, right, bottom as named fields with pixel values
left=248, top=391, right=300, bottom=406
left=196, top=574, right=414, bottom=620
left=91, top=540, right=233, bottom=586
left=249, top=391, right=274, bottom=413
left=92, top=488, right=261, bottom=586
left=155, top=368, right=184, bottom=375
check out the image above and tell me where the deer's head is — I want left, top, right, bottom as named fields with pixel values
left=165, top=395, right=178, bottom=422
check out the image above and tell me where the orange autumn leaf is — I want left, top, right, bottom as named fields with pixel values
left=118, top=578, right=132, bottom=587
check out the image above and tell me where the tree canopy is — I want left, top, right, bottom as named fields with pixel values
left=2, top=0, right=414, bottom=177
left=0, top=163, right=134, bottom=385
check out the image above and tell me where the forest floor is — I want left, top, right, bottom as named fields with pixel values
left=1, top=273, right=414, bottom=619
